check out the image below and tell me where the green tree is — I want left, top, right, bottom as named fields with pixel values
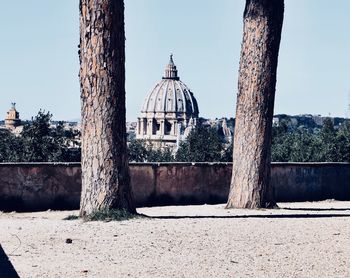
left=128, top=139, right=148, bottom=162
left=335, top=120, right=350, bottom=162
left=272, top=124, right=321, bottom=162
left=0, top=129, right=24, bottom=162
left=176, top=125, right=223, bottom=162
left=145, top=145, right=174, bottom=162
left=221, top=141, right=233, bottom=162
left=318, top=118, right=338, bottom=162
left=21, top=110, right=55, bottom=161
left=128, top=139, right=174, bottom=162
left=0, top=110, right=81, bottom=163
left=289, top=128, right=320, bottom=162
left=50, top=121, right=81, bottom=162
left=20, top=111, right=80, bottom=162
left=271, top=120, right=293, bottom=162
left=271, top=118, right=350, bottom=163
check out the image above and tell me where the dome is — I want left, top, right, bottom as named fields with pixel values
left=136, top=55, right=199, bottom=146
left=141, top=55, right=199, bottom=117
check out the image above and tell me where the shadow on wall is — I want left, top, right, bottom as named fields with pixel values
left=0, top=245, right=20, bottom=278
left=0, top=196, right=79, bottom=213
left=0, top=197, right=25, bottom=212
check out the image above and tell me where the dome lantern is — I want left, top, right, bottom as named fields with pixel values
left=163, top=54, right=179, bottom=80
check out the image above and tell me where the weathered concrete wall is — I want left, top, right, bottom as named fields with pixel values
left=0, top=163, right=81, bottom=211
left=136, top=163, right=233, bottom=207
left=0, top=162, right=349, bottom=211
left=272, top=163, right=350, bottom=202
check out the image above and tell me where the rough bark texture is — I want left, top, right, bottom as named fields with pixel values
left=226, top=0, right=284, bottom=209
left=79, top=0, right=136, bottom=216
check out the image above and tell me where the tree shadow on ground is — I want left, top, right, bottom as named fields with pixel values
left=281, top=207, right=350, bottom=212
left=143, top=213, right=350, bottom=219
left=0, top=245, right=20, bottom=278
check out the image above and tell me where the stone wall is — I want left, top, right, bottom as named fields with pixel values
left=0, top=162, right=349, bottom=211
left=0, top=163, right=81, bottom=211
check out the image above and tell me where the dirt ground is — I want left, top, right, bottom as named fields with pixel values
left=1, top=201, right=350, bottom=278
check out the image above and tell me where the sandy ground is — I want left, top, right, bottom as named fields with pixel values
left=1, top=201, right=350, bottom=278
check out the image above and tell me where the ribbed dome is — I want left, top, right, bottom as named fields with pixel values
left=141, top=55, right=199, bottom=117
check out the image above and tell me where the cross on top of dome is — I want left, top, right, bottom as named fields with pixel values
left=163, top=54, right=179, bottom=80
left=169, top=53, right=174, bottom=65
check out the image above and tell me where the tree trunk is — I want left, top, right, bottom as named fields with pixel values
left=226, top=0, right=284, bottom=209
left=79, top=0, right=136, bottom=216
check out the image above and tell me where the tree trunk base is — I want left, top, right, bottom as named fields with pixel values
left=225, top=196, right=278, bottom=210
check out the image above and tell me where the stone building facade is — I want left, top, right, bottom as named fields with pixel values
left=136, top=55, right=199, bottom=147
left=5, top=103, right=21, bottom=129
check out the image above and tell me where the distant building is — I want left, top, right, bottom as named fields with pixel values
left=312, top=115, right=324, bottom=126
left=136, top=55, right=199, bottom=147
left=221, top=118, right=232, bottom=138
left=5, top=103, right=21, bottom=129
left=272, top=117, right=280, bottom=125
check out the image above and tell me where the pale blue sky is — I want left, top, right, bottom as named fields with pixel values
left=1, top=1, right=349, bottom=121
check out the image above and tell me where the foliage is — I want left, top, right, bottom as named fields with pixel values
left=221, top=141, right=233, bottom=162
left=176, top=125, right=224, bottom=162
left=1, top=111, right=349, bottom=163
left=83, top=208, right=139, bottom=221
left=272, top=118, right=350, bottom=162
left=318, top=118, right=340, bottom=162
left=0, top=110, right=81, bottom=162
left=272, top=127, right=319, bottom=162
left=336, top=120, right=350, bottom=162
left=0, top=129, right=24, bottom=162
left=128, top=139, right=174, bottom=162
left=63, top=215, right=80, bottom=220
left=128, top=126, right=228, bottom=162
left=128, top=139, right=148, bottom=162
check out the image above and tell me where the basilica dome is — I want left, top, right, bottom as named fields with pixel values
left=136, top=55, right=199, bottom=146
left=141, top=55, right=199, bottom=117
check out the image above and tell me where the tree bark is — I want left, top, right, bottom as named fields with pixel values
left=79, top=0, right=136, bottom=216
left=226, top=0, right=284, bottom=209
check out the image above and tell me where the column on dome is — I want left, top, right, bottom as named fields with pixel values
left=160, top=120, right=165, bottom=135
left=147, top=119, right=153, bottom=135
left=137, top=118, right=141, bottom=135
left=138, top=118, right=147, bottom=135
left=172, top=120, right=177, bottom=135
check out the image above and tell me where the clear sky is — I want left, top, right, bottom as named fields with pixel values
left=1, top=1, right=349, bottom=121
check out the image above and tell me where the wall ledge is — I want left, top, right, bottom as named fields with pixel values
left=0, top=162, right=349, bottom=167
